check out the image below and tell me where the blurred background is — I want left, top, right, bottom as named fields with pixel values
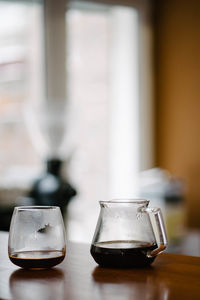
left=0, top=0, right=200, bottom=255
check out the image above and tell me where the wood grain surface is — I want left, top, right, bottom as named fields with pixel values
left=0, top=231, right=200, bottom=300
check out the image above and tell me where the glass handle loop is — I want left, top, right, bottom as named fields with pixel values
left=141, top=207, right=168, bottom=257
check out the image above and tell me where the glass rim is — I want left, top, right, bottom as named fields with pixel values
left=99, top=198, right=149, bottom=205
left=14, top=206, right=60, bottom=210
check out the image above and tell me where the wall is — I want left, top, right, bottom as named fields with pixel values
left=155, top=0, right=200, bottom=227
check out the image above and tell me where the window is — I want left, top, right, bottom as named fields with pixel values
left=65, top=0, right=154, bottom=241
left=0, top=0, right=45, bottom=186
left=0, top=0, right=153, bottom=241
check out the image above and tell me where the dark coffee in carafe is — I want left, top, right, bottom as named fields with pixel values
left=90, top=240, right=157, bottom=268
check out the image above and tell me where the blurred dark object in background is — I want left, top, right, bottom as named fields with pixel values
left=0, top=207, right=14, bottom=232
left=0, top=159, right=76, bottom=231
left=29, top=158, right=77, bottom=217
left=0, top=195, right=34, bottom=232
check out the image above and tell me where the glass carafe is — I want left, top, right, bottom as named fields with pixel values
left=90, top=199, right=167, bottom=268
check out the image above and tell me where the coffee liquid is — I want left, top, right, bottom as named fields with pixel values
left=9, top=250, right=65, bottom=269
left=90, top=240, right=157, bottom=268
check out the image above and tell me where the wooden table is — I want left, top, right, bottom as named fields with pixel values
left=0, top=231, right=200, bottom=300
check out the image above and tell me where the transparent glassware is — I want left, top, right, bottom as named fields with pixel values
left=90, top=199, right=168, bottom=268
left=8, top=206, right=66, bottom=269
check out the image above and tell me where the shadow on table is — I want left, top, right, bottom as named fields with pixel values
left=9, top=268, right=65, bottom=300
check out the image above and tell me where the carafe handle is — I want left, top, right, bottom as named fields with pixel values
left=142, top=207, right=168, bottom=257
